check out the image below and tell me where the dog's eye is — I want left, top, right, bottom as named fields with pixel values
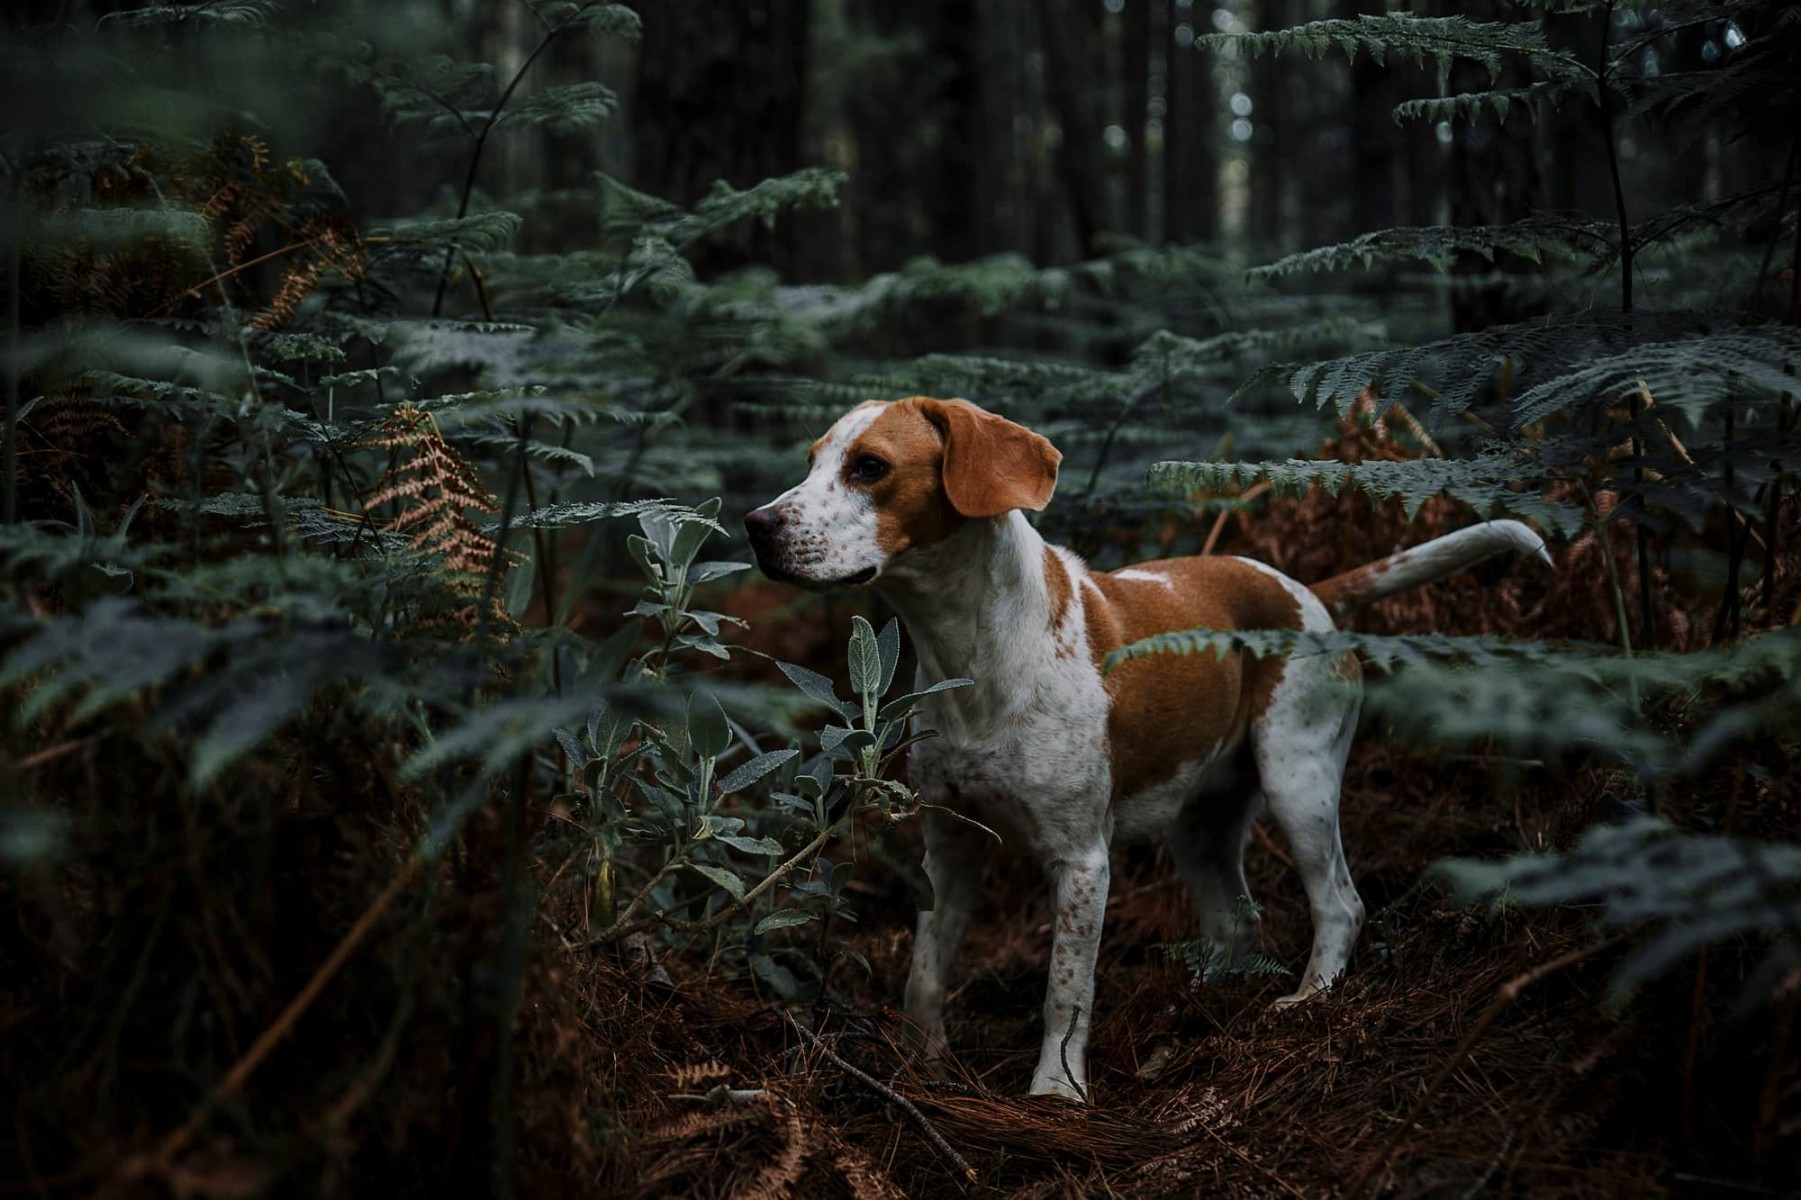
left=850, top=455, right=889, bottom=482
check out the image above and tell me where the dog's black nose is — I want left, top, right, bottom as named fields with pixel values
left=744, top=506, right=785, bottom=542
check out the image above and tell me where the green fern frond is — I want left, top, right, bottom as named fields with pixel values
left=496, top=81, right=619, bottom=133
left=1392, top=79, right=1589, bottom=125
left=1200, top=14, right=1585, bottom=83
left=1249, top=219, right=1611, bottom=282
left=1510, top=327, right=1801, bottom=426
left=99, top=0, right=278, bottom=27
left=1239, top=309, right=1751, bottom=422
left=1146, top=453, right=1586, bottom=531
left=1103, top=627, right=1591, bottom=677
left=373, top=211, right=522, bottom=256
left=1438, top=818, right=1801, bottom=1004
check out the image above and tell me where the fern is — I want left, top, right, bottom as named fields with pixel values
left=98, top=0, right=279, bottom=27
left=1439, top=818, right=1801, bottom=1004
left=1392, top=80, right=1586, bottom=126
left=1235, top=309, right=1753, bottom=421
left=1248, top=219, right=1613, bottom=282
left=1509, top=327, right=1801, bottom=425
left=1199, top=14, right=1584, bottom=82
left=1146, top=452, right=1589, bottom=532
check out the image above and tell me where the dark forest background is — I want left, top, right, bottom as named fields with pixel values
left=3, top=2, right=1800, bottom=1197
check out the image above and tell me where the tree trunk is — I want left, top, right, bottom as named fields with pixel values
left=1247, top=0, right=1291, bottom=250
left=1341, top=0, right=1397, bottom=239
left=1039, top=0, right=1110, bottom=259
left=1163, top=8, right=1218, bottom=244
left=1122, top=0, right=1151, bottom=240
left=632, top=0, right=811, bottom=277
left=925, top=0, right=982, bottom=265
left=1447, top=0, right=1543, bottom=330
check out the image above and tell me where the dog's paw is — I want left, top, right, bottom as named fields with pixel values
left=1269, top=980, right=1328, bottom=1009
left=1027, top=1073, right=1088, bottom=1103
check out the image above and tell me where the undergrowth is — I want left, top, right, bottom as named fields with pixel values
left=1, top=1, right=1798, bottom=1196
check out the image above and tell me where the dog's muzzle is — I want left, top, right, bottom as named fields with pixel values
left=743, top=505, right=878, bottom=587
left=744, top=504, right=792, bottom=580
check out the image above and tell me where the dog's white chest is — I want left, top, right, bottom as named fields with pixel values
left=907, top=668, right=1112, bottom=853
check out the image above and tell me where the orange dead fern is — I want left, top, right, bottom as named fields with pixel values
left=363, top=405, right=522, bottom=626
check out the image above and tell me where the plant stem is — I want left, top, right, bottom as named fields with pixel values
left=479, top=412, right=534, bottom=638
left=1596, top=2, right=1657, bottom=647
left=430, top=2, right=597, bottom=318
left=1578, top=480, right=1634, bottom=656
left=490, top=753, right=533, bottom=1200
left=1598, top=1, right=1632, bottom=314
left=1712, top=399, right=1745, bottom=644
left=4, top=180, right=18, bottom=526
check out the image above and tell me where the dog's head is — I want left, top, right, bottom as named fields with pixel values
left=744, top=397, right=1060, bottom=587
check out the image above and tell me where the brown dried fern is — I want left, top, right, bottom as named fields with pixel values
left=731, top=1108, right=810, bottom=1200
left=666, top=1060, right=734, bottom=1093
left=827, top=1139, right=906, bottom=1200
left=363, top=405, right=522, bottom=625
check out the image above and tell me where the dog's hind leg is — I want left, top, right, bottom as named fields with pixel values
left=1167, top=791, right=1261, bottom=977
left=903, top=809, right=987, bottom=1063
left=1253, top=655, right=1364, bottom=1006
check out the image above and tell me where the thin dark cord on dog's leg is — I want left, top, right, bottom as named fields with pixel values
left=1059, top=1006, right=1089, bottom=1104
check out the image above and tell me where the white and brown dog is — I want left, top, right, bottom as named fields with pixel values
left=745, top=396, right=1548, bottom=1101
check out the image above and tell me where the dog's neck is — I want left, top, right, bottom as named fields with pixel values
left=875, top=510, right=1054, bottom=735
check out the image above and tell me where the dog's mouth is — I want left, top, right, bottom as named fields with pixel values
left=756, top=559, right=878, bottom=589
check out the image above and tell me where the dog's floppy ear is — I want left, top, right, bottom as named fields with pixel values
left=910, top=397, right=1061, bottom=518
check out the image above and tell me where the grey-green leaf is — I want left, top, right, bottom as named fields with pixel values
left=753, top=908, right=820, bottom=935
left=778, top=661, right=851, bottom=717
left=688, top=691, right=732, bottom=759
left=876, top=617, right=901, bottom=697
left=848, top=615, right=880, bottom=698
left=715, top=833, right=784, bottom=856
left=718, top=748, right=800, bottom=794
left=687, top=860, right=746, bottom=902
left=878, top=678, right=974, bottom=722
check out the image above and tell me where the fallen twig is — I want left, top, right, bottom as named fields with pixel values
left=783, top=1011, right=977, bottom=1184
left=152, top=859, right=421, bottom=1170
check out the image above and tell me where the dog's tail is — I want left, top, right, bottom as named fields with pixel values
left=1310, top=519, right=1552, bottom=620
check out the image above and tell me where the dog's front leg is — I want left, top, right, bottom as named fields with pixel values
left=1029, top=839, right=1110, bottom=1101
left=903, top=809, right=986, bottom=1064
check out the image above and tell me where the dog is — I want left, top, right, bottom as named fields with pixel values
left=745, top=396, right=1549, bottom=1101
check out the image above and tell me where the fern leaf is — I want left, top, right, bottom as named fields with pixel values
left=1146, top=453, right=1587, bottom=532
left=1438, top=818, right=1801, bottom=1003
left=1199, top=13, right=1585, bottom=84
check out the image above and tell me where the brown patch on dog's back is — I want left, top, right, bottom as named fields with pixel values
left=846, top=401, right=963, bottom=557
left=1084, top=558, right=1305, bottom=801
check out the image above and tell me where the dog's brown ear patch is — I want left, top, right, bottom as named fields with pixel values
left=910, top=396, right=1060, bottom=518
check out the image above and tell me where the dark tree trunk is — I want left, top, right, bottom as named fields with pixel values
left=1163, top=9, right=1218, bottom=244
left=1396, top=52, right=1444, bottom=227
left=1040, top=0, right=1110, bottom=259
left=844, top=0, right=984, bottom=274
left=925, top=0, right=982, bottom=265
left=1341, top=0, right=1397, bottom=238
left=1447, top=0, right=1544, bottom=330
left=530, top=22, right=603, bottom=255
left=1122, top=0, right=1151, bottom=240
left=1247, top=0, right=1291, bottom=250
left=632, top=0, right=810, bottom=277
